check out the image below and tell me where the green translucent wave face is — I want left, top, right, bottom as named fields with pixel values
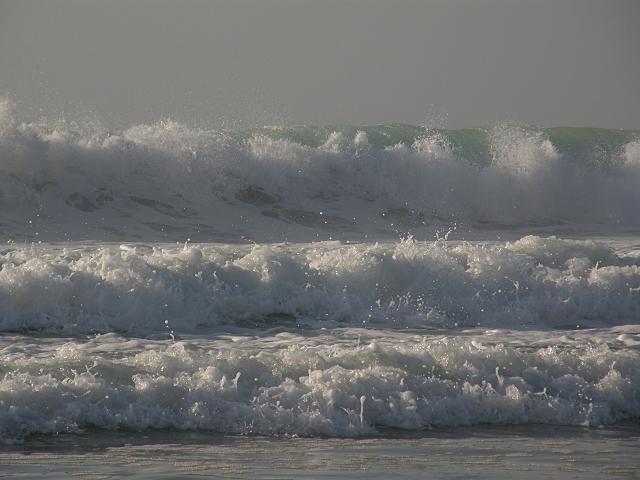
left=246, top=124, right=428, bottom=148
left=545, top=127, right=638, bottom=166
left=238, top=124, right=639, bottom=167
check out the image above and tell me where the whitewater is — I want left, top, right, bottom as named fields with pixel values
left=1, top=98, right=640, bottom=449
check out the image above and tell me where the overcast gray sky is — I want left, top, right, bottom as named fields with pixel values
left=1, top=0, right=639, bottom=129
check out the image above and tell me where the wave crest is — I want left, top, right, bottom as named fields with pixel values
left=0, top=98, right=639, bottom=241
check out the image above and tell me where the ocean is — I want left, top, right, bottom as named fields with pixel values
left=0, top=98, right=639, bottom=477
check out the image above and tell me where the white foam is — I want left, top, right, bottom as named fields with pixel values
left=0, top=236, right=638, bottom=335
left=0, top=327, right=638, bottom=443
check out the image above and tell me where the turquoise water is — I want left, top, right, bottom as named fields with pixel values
left=246, top=124, right=638, bottom=167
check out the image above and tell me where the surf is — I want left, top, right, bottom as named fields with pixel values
left=1, top=97, right=640, bottom=243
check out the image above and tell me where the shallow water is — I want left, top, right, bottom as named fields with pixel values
left=1, top=425, right=639, bottom=479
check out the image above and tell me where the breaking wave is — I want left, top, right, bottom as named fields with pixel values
left=1, top=97, right=640, bottom=444
left=1, top=327, right=639, bottom=443
left=1, top=97, right=639, bottom=242
left=1, top=235, right=639, bottom=335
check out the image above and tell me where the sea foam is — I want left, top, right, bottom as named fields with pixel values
left=1, top=98, right=640, bottom=443
left=0, top=236, right=638, bottom=335
left=0, top=327, right=638, bottom=443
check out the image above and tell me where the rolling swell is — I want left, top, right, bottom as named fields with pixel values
left=1, top=98, right=639, bottom=242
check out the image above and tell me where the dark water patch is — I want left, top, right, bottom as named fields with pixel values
left=235, top=185, right=281, bottom=206
left=65, top=193, right=98, bottom=212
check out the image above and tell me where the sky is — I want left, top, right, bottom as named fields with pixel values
left=0, top=0, right=639, bottom=129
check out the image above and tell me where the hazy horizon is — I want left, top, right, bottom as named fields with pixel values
left=1, top=0, right=639, bottom=129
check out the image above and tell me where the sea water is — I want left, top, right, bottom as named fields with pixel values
left=0, top=98, right=639, bottom=476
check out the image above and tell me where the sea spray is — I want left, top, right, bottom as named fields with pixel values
left=1, top=99, right=639, bottom=242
